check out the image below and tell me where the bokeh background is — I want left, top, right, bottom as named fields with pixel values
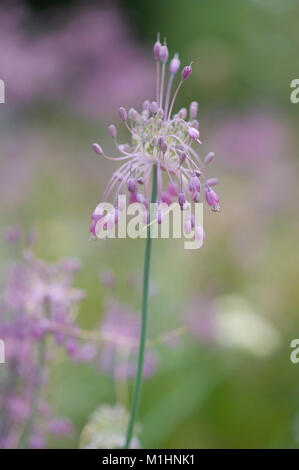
left=1, top=0, right=299, bottom=449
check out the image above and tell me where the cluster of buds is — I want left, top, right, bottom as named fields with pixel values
left=90, top=34, right=220, bottom=243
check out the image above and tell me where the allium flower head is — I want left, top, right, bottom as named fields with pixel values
left=90, top=35, right=220, bottom=240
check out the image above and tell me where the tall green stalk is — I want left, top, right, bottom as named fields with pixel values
left=124, top=167, right=157, bottom=449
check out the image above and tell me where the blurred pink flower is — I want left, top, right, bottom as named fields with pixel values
left=99, top=299, right=158, bottom=380
left=0, top=2, right=153, bottom=117
left=212, top=110, right=289, bottom=170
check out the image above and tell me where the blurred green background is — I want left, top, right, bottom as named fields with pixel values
left=1, top=0, right=299, bottom=448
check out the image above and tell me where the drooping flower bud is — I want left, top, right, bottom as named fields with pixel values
left=178, top=192, right=186, bottom=209
left=189, top=101, right=198, bottom=119
left=153, top=35, right=161, bottom=61
left=108, top=124, right=117, bottom=137
left=207, top=177, right=219, bottom=187
left=182, top=64, right=192, bottom=80
left=188, top=127, right=200, bottom=141
left=92, top=143, right=103, bottom=155
left=204, top=152, right=215, bottom=164
left=169, top=53, right=180, bottom=74
left=205, top=187, right=220, bottom=211
left=159, top=44, right=169, bottom=63
left=127, top=178, right=137, bottom=193
left=157, top=209, right=163, bottom=224
left=119, top=107, right=127, bottom=121
left=189, top=176, right=201, bottom=193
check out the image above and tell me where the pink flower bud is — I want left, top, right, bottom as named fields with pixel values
left=108, top=124, right=117, bottom=137
left=204, top=152, right=215, bottom=164
left=178, top=192, right=186, bottom=209
left=205, top=187, right=220, bottom=211
left=159, top=45, right=169, bottom=63
left=189, top=101, right=198, bottom=119
left=180, top=152, right=186, bottom=164
left=150, top=101, right=158, bottom=114
left=207, top=177, right=218, bottom=187
left=119, top=107, right=127, bottom=121
left=157, top=209, right=163, bottom=224
left=182, top=64, right=192, bottom=80
left=188, top=127, right=200, bottom=141
left=128, top=108, right=138, bottom=120
left=189, top=176, right=201, bottom=192
left=169, top=54, right=180, bottom=74
left=92, top=143, right=103, bottom=155
left=153, top=36, right=161, bottom=61
left=178, top=108, right=187, bottom=119
left=127, top=177, right=137, bottom=193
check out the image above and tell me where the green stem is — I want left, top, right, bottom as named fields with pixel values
left=124, top=167, right=157, bottom=449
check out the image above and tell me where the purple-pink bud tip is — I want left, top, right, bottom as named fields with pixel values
left=189, top=101, right=198, bottom=119
left=159, top=45, right=169, bottom=63
left=205, top=187, right=220, bottom=211
left=92, top=143, right=103, bottom=155
left=119, top=107, right=127, bottom=121
left=127, top=177, right=137, bottom=193
left=150, top=101, right=158, bottom=114
left=108, top=124, right=117, bottom=137
left=204, top=152, right=215, bottom=164
left=207, top=177, right=219, bottom=187
left=182, top=64, right=192, bottom=80
left=169, top=54, right=180, bottom=74
left=153, top=34, right=161, bottom=61
left=188, top=127, right=200, bottom=141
